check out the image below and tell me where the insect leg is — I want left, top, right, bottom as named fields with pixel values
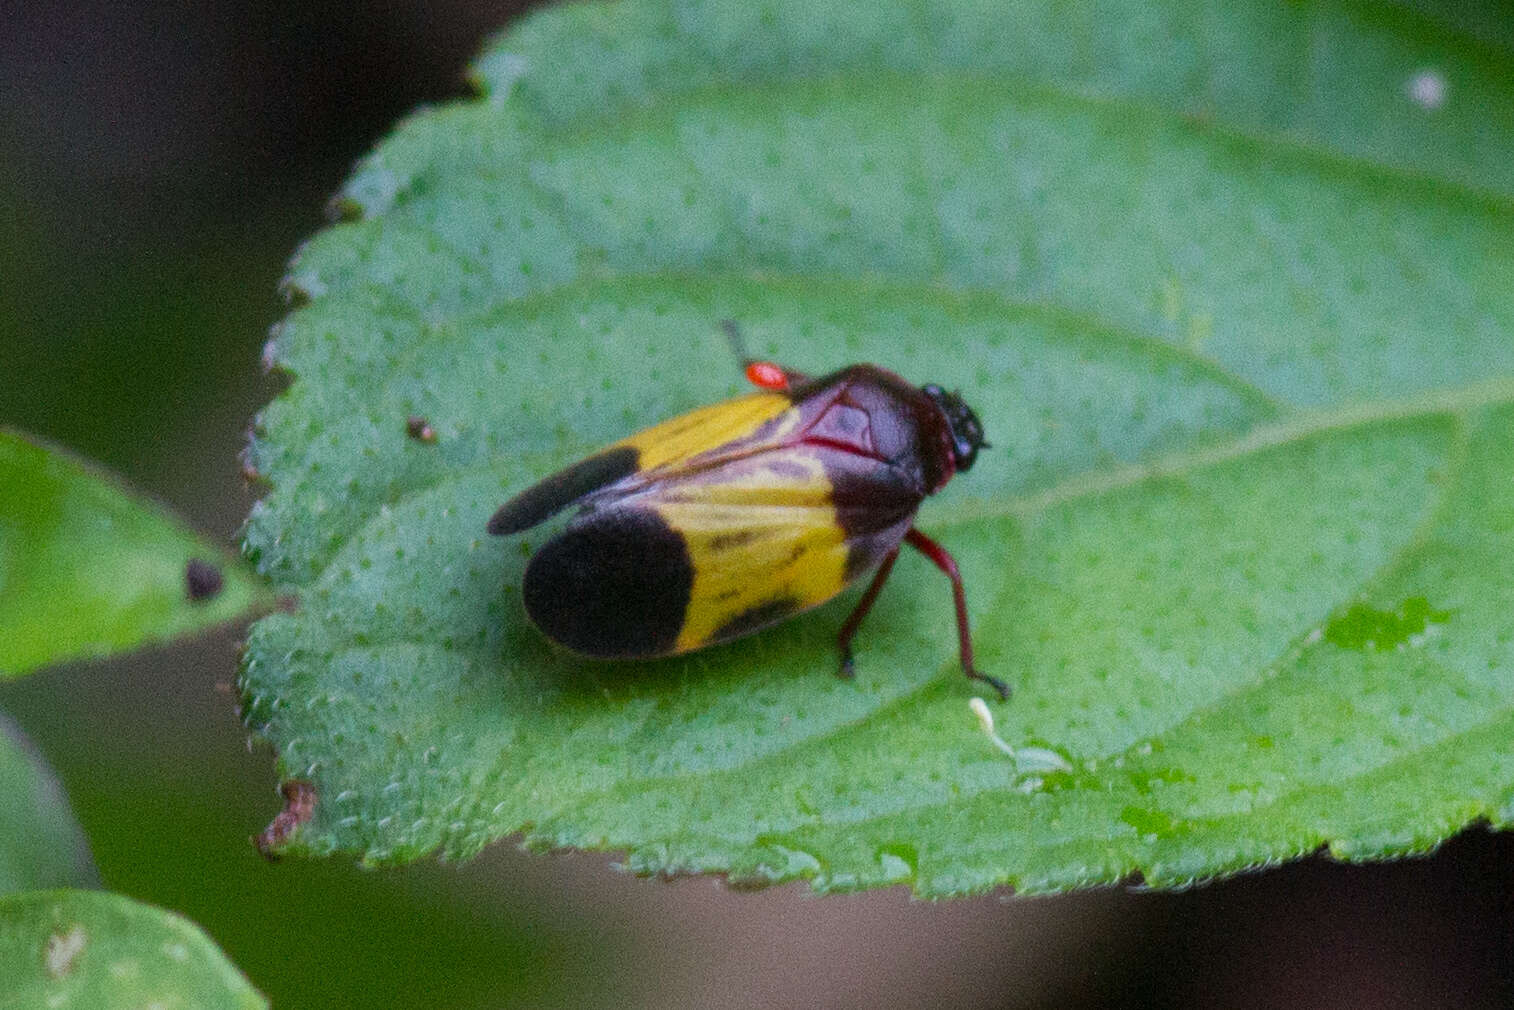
left=904, top=527, right=1010, bottom=700
left=836, top=548, right=900, bottom=679
left=720, top=320, right=810, bottom=390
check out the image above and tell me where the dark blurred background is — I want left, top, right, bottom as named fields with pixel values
left=1, top=2, right=1511, bottom=1006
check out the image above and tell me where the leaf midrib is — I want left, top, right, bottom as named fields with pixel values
left=292, top=389, right=1480, bottom=843
left=955, top=373, right=1514, bottom=525
left=293, top=358, right=1514, bottom=612
left=260, top=265, right=1290, bottom=585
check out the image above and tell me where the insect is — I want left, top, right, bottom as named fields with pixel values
left=487, top=330, right=1006, bottom=699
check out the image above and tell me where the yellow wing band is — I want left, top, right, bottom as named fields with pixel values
left=618, top=391, right=794, bottom=472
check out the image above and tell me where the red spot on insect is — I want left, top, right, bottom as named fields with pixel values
left=254, top=780, right=317, bottom=860
left=745, top=360, right=790, bottom=390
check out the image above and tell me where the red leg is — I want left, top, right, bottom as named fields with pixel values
left=836, top=548, right=900, bottom=678
left=721, top=320, right=809, bottom=390
left=904, top=527, right=1010, bottom=700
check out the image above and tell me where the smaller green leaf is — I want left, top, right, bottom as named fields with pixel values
left=0, top=431, right=271, bottom=677
left=0, top=717, right=97, bottom=895
left=0, top=890, right=265, bottom=1010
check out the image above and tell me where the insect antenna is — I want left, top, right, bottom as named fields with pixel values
left=720, top=319, right=753, bottom=367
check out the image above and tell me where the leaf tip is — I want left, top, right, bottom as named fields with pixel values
left=278, top=266, right=325, bottom=307
left=470, top=49, right=529, bottom=104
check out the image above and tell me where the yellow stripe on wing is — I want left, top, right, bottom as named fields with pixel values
left=619, top=391, right=795, bottom=472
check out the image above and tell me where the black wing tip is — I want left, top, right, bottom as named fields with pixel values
left=486, top=447, right=641, bottom=537
left=485, top=506, right=524, bottom=536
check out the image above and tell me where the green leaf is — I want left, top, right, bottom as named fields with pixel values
left=0, top=718, right=97, bottom=895
left=242, top=0, right=1514, bottom=892
left=0, top=431, right=270, bottom=677
left=0, top=890, right=265, bottom=1009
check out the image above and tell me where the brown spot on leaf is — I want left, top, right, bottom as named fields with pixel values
left=237, top=443, right=264, bottom=486
left=185, top=559, right=224, bottom=601
left=260, top=338, right=280, bottom=374
left=45, top=925, right=86, bottom=979
left=406, top=415, right=437, bottom=443
left=254, top=779, right=317, bottom=860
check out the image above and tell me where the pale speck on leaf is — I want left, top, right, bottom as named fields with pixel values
left=1406, top=69, right=1448, bottom=110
